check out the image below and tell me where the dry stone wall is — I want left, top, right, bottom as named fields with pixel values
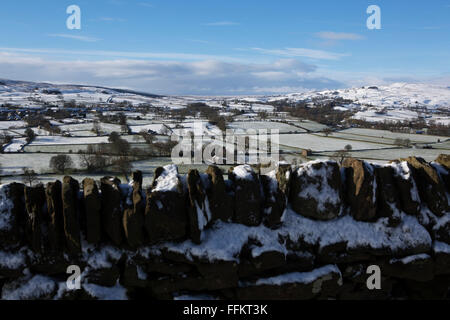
left=0, top=155, right=449, bottom=300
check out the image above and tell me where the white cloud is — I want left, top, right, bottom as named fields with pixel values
left=315, top=32, right=365, bottom=41
left=47, top=34, right=102, bottom=42
left=0, top=47, right=240, bottom=62
left=0, top=50, right=343, bottom=95
left=252, top=47, right=349, bottom=60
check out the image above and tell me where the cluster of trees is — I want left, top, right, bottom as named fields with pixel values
left=25, top=115, right=61, bottom=135
left=25, top=128, right=36, bottom=143
left=168, top=103, right=230, bottom=132
left=276, top=101, right=354, bottom=127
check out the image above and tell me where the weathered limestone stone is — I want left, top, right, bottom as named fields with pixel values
left=62, top=176, right=81, bottom=255
left=389, top=161, right=421, bottom=216
left=24, top=185, right=46, bottom=252
left=123, top=181, right=145, bottom=248
left=290, top=161, right=342, bottom=221
left=205, top=165, right=233, bottom=222
left=260, top=164, right=291, bottom=228
left=145, top=165, right=187, bottom=243
left=82, top=178, right=101, bottom=245
left=228, top=165, right=262, bottom=226
left=186, top=169, right=210, bottom=244
left=100, top=177, right=124, bottom=246
left=235, top=265, right=342, bottom=300
left=342, top=159, right=377, bottom=221
left=400, top=157, right=448, bottom=217
left=45, top=181, right=64, bottom=252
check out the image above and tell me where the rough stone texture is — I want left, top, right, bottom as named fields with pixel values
left=434, top=221, right=450, bottom=244
left=131, top=170, right=143, bottom=186
left=121, top=262, right=148, bottom=288
left=390, top=161, right=421, bottom=216
left=123, top=181, right=145, bottom=248
left=145, top=166, right=187, bottom=244
left=0, top=183, right=25, bottom=249
left=342, top=159, right=377, bottom=222
left=400, top=157, right=448, bottom=217
left=24, top=185, right=46, bottom=252
left=433, top=159, right=450, bottom=193
left=100, top=177, right=124, bottom=246
left=45, top=181, right=64, bottom=252
left=85, top=266, right=121, bottom=287
left=235, top=266, right=342, bottom=300
left=228, top=165, right=262, bottom=226
left=82, top=178, right=101, bottom=245
left=186, top=169, right=209, bottom=244
left=205, top=165, right=233, bottom=222
left=375, top=165, right=401, bottom=225
left=434, top=249, right=450, bottom=275
left=436, top=154, right=450, bottom=169
left=62, top=177, right=81, bottom=255
left=382, top=255, right=435, bottom=282
left=260, top=164, right=291, bottom=229
left=290, top=161, right=342, bottom=221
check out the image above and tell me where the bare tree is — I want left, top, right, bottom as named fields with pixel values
left=330, top=150, right=351, bottom=166
left=322, top=128, right=333, bottom=137
left=22, top=167, right=39, bottom=187
left=79, top=153, right=107, bottom=173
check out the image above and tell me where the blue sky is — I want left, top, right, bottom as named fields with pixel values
left=0, top=0, right=449, bottom=95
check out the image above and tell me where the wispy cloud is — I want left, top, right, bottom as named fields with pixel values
left=0, top=50, right=342, bottom=95
left=48, top=34, right=101, bottom=42
left=186, top=39, right=212, bottom=44
left=97, top=17, right=127, bottom=22
left=251, top=47, right=349, bottom=60
left=138, top=2, right=153, bottom=8
left=0, top=47, right=241, bottom=62
left=204, top=21, right=240, bottom=26
left=315, top=31, right=365, bottom=41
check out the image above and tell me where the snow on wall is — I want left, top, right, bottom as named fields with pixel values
left=152, top=164, right=180, bottom=193
left=295, top=160, right=340, bottom=212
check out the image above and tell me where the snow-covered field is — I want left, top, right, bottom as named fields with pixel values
left=229, top=121, right=305, bottom=133
left=341, top=128, right=448, bottom=144
left=3, top=138, right=27, bottom=153
left=29, top=136, right=110, bottom=146
left=318, top=147, right=449, bottom=163
left=0, top=121, right=26, bottom=129
left=279, top=133, right=390, bottom=152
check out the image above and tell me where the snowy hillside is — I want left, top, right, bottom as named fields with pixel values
left=0, top=80, right=449, bottom=124
left=275, top=83, right=450, bottom=110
